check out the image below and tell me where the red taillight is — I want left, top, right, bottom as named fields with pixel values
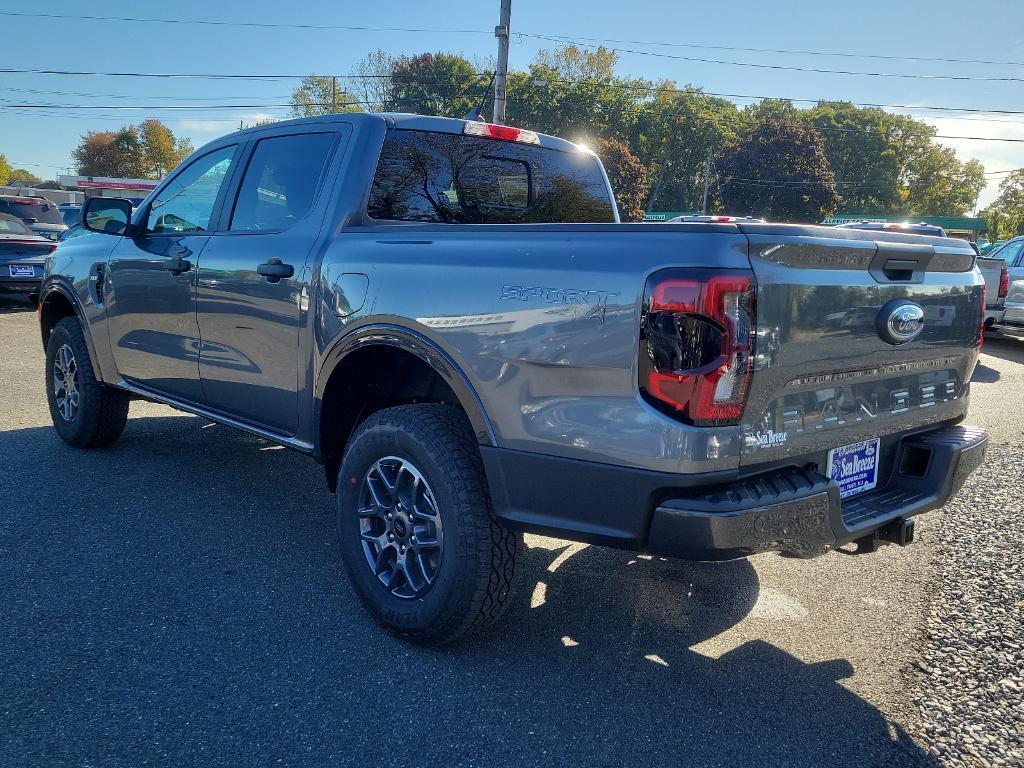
left=463, top=121, right=540, bottom=144
left=999, top=267, right=1009, bottom=299
left=641, top=270, right=755, bottom=426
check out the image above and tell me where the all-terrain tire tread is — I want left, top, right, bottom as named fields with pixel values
left=48, top=316, right=129, bottom=449
left=341, top=404, right=520, bottom=646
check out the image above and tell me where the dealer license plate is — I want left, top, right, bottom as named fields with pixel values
left=826, top=438, right=880, bottom=499
left=8, top=265, right=34, bottom=277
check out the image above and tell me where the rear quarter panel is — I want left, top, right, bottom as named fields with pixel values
left=315, top=224, right=750, bottom=473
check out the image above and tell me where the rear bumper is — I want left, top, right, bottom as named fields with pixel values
left=0, top=277, right=43, bottom=294
left=482, top=424, right=987, bottom=560
left=986, top=307, right=1005, bottom=325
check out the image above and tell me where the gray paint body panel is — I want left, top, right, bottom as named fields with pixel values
left=41, top=113, right=981, bottom=482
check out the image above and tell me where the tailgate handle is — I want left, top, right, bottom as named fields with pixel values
left=870, top=242, right=934, bottom=284
left=883, top=259, right=918, bottom=281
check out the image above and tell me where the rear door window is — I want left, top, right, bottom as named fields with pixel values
left=229, top=132, right=337, bottom=231
left=368, top=130, right=615, bottom=224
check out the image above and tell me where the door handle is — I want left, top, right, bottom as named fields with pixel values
left=163, top=257, right=192, bottom=276
left=257, top=258, right=294, bottom=283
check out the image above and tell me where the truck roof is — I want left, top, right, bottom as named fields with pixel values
left=221, top=112, right=583, bottom=155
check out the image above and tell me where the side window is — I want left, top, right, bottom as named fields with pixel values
left=146, top=145, right=236, bottom=234
left=230, top=133, right=336, bottom=231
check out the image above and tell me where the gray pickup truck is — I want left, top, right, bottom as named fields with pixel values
left=40, top=113, right=988, bottom=645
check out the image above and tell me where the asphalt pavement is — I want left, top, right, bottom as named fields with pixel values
left=1, top=299, right=1021, bottom=768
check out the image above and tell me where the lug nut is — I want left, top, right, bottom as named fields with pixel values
left=388, top=533, right=394, bottom=541
left=411, top=536, right=416, bottom=543
left=400, top=545, right=406, bottom=553
left=386, top=512, right=392, bottom=519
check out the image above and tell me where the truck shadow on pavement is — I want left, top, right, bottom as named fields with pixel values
left=0, top=414, right=932, bottom=768
left=981, top=329, right=1024, bottom=366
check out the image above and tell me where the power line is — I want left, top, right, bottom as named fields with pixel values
left=4, top=11, right=1020, bottom=70
left=0, top=11, right=487, bottom=36
left=515, top=32, right=1024, bottom=69
left=2, top=65, right=1020, bottom=118
left=515, top=77, right=1024, bottom=117
left=522, top=33, right=1024, bottom=83
left=0, top=67, right=488, bottom=81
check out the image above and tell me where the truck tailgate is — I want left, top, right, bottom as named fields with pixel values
left=737, top=224, right=983, bottom=467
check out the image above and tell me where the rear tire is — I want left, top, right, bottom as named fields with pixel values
left=336, top=404, right=521, bottom=646
left=45, top=316, right=129, bottom=448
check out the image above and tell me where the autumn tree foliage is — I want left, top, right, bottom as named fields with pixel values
left=595, top=137, right=648, bottom=221
left=73, top=120, right=193, bottom=179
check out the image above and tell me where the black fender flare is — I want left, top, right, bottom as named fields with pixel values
left=313, top=324, right=496, bottom=455
left=38, top=280, right=103, bottom=378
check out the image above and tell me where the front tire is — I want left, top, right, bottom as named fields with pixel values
left=45, top=316, right=129, bottom=448
left=336, top=404, right=521, bottom=646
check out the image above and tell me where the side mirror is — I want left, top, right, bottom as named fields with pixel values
left=82, top=197, right=134, bottom=236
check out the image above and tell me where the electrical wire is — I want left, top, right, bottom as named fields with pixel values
left=4, top=11, right=1020, bottom=69
left=521, top=33, right=1024, bottom=83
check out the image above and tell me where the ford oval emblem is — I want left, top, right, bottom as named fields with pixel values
left=877, top=299, right=925, bottom=345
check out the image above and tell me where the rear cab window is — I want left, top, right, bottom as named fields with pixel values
left=368, top=129, right=616, bottom=224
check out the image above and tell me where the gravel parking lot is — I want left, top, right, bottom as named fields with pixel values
left=1, top=300, right=1021, bottom=768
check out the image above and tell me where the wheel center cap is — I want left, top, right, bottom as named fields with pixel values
left=393, top=516, right=408, bottom=538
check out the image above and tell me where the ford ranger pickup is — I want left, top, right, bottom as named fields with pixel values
left=39, top=113, right=988, bottom=645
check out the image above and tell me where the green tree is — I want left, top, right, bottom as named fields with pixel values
left=0, top=153, right=11, bottom=185
left=6, top=168, right=42, bottom=185
left=389, top=53, right=486, bottom=118
left=806, top=101, right=902, bottom=213
left=289, top=75, right=364, bottom=117
left=643, top=89, right=743, bottom=212
left=980, top=170, right=1024, bottom=240
left=507, top=46, right=647, bottom=146
left=595, top=137, right=648, bottom=221
left=903, top=146, right=985, bottom=216
left=718, top=117, right=840, bottom=222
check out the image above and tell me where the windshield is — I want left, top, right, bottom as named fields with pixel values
left=0, top=199, right=63, bottom=225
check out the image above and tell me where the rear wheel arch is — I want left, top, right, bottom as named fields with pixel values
left=315, top=327, right=495, bottom=491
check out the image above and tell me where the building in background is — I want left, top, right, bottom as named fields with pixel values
left=0, top=184, right=82, bottom=205
left=57, top=175, right=160, bottom=206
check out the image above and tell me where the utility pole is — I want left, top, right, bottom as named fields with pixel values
left=701, top=148, right=713, bottom=214
left=493, top=0, right=511, bottom=123
left=332, top=76, right=338, bottom=112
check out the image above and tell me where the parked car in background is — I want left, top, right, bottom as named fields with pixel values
left=976, top=255, right=1009, bottom=329
left=0, top=195, right=67, bottom=241
left=987, top=237, right=1024, bottom=328
left=0, top=213, right=56, bottom=304
left=58, top=202, right=83, bottom=226
left=58, top=223, right=88, bottom=242
left=667, top=214, right=767, bottom=223
left=835, top=220, right=947, bottom=238
left=979, top=240, right=1005, bottom=255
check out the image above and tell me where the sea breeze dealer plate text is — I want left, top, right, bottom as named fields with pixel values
left=826, top=438, right=880, bottom=499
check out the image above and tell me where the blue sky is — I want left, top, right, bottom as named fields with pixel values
left=2, top=0, right=1022, bottom=209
